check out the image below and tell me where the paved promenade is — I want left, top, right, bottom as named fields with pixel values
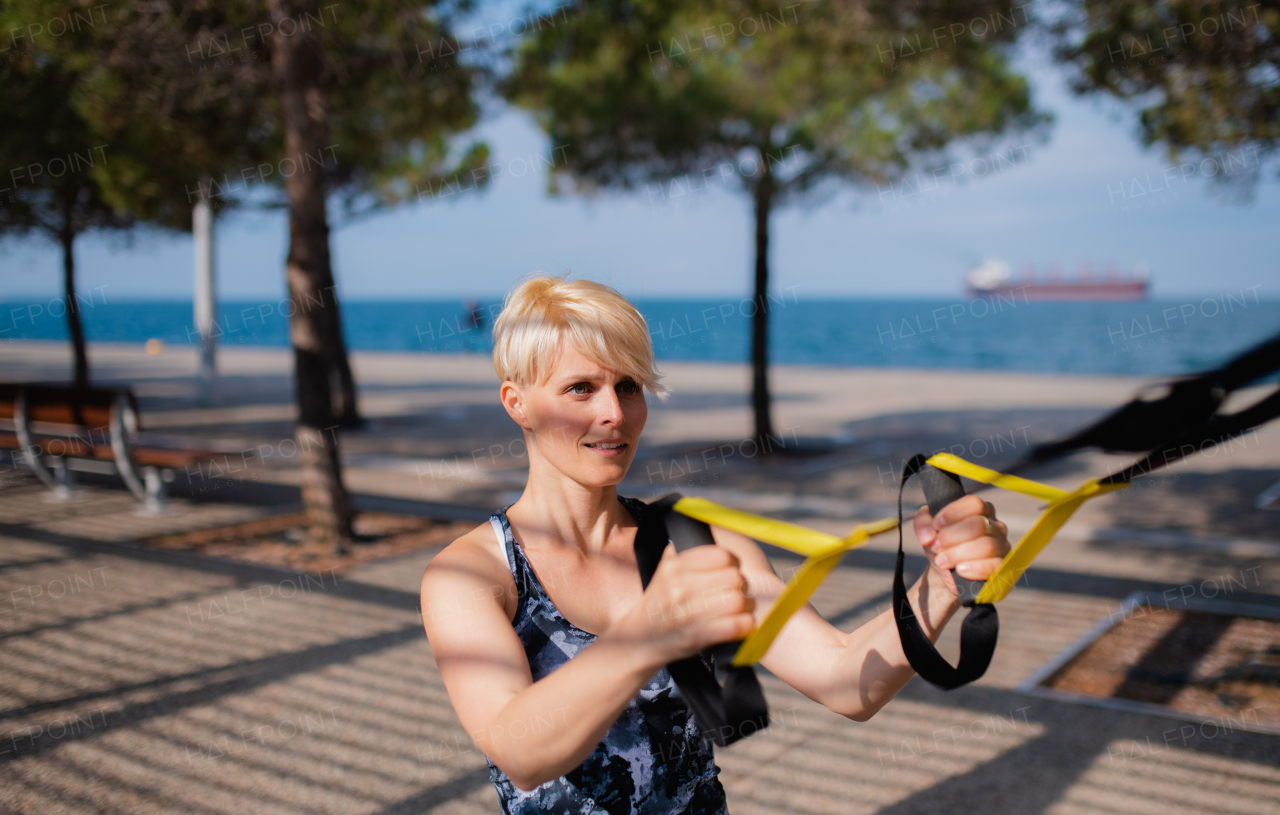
left=2, top=343, right=1278, bottom=814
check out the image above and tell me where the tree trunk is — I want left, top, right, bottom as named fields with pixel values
left=330, top=317, right=361, bottom=428
left=269, top=0, right=351, bottom=548
left=59, top=225, right=89, bottom=391
left=750, top=153, right=775, bottom=453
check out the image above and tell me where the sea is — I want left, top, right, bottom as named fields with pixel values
left=3, top=290, right=1277, bottom=378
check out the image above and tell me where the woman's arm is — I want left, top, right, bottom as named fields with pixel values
left=714, top=495, right=1010, bottom=721
left=421, top=530, right=754, bottom=790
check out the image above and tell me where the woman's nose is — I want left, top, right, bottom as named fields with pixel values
left=597, top=386, right=625, bottom=424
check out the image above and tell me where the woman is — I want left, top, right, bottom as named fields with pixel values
left=420, top=276, right=1011, bottom=814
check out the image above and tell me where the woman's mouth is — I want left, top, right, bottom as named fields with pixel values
left=585, top=441, right=627, bottom=457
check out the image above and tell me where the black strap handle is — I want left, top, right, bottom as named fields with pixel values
left=893, top=455, right=998, bottom=690
left=916, top=464, right=987, bottom=606
left=633, top=494, right=770, bottom=746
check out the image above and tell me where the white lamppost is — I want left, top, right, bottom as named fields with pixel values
left=193, top=198, right=217, bottom=401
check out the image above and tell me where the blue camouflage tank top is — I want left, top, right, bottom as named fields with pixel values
left=485, top=496, right=729, bottom=815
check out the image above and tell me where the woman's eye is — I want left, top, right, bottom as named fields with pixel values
left=570, top=383, right=591, bottom=395
left=618, top=381, right=640, bottom=395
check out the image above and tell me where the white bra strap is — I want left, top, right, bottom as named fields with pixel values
left=490, top=516, right=512, bottom=573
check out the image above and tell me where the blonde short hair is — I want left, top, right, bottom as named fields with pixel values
left=492, top=276, right=668, bottom=399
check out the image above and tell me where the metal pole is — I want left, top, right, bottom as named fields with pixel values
left=193, top=198, right=217, bottom=402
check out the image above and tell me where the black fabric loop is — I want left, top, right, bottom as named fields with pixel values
left=892, top=455, right=999, bottom=690
left=633, top=493, right=770, bottom=746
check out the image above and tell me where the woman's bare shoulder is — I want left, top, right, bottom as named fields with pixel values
left=419, top=521, right=524, bottom=677
left=420, top=520, right=513, bottom=601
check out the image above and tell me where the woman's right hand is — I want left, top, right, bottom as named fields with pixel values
left=613, top=543, right=756, bottom=664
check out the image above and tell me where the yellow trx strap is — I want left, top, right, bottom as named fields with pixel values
left=670, top=453, right=1128, bottom=666
left=924, top=453, right=1127, bottom=604
left=673, top=496, right=899, bottom=665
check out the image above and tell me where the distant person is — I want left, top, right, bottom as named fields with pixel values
left=463, top=299, right=487, bottom=352
left=420, top=275, right=1010, bottom=814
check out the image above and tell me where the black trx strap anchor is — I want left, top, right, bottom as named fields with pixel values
left=634, top=494, right=770, bottom=746
left=893, top=454, right=998, bottom=690
left=1022, top=331, right=1280, bottom=481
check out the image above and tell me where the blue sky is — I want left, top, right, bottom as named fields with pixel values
left=2, top=23, right=1278, bottom=302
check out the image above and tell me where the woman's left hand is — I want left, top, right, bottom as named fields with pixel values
left=912, top=495, right=1011, bottom=598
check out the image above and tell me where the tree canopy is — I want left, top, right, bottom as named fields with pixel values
left=1051, top=0, right=1278, bottom=192
left=15, top=0, right=491, bottom=225
left=508, top=1, right=1046, bottom=195
left=0, top=11, right=135, bottom=387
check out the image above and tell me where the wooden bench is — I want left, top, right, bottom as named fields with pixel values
left=0, top=383, right=222, bottom=514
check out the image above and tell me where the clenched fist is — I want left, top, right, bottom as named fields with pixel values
left=619, top=543, right=755, bottom=663
left=912, top=495, right=1011, bottom=598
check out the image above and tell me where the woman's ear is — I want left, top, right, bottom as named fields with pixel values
left=500, top=381, right=531, bottom=429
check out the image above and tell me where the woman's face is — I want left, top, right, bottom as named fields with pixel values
left=502, top=343, right=647, bottom=488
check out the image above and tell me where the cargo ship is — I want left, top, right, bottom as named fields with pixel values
left=965, top=260, right=1149, bottom=301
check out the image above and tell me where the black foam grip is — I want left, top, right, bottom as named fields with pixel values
left=664, top=508, right=744, bottom=667
left=918, top=464, right=986, bottom=607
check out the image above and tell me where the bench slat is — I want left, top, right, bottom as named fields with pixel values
left=0, top=432, right=223, bottom=469
left=0, top=384, right=139, bottom=429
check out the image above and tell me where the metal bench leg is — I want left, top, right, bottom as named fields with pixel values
left=44, top=457, right=78, bottom=502
left=136, top=467, right=177, bottom=516
left=109, top=394, right=148, bottom=503
left=16, top=388, right=77, bottom=501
